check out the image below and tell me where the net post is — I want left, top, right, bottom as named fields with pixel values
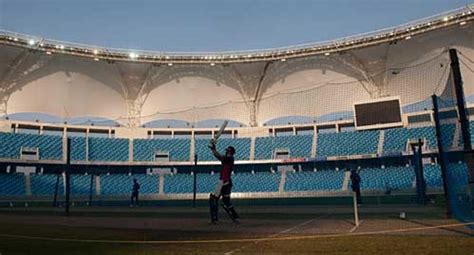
left=64, top=137, right=71, bottom=216
left=53, top=173, right=60, bottom=207
left=352, top=191, right=359, bottom=226
left=88, top=168, right=94, bottom=207
left=449, top=49, right=471, bottom=151
left=192, top=153, right=198, bottom=208
left=431, top=95, right=452, bottom=218
left=449, top=48, right=474, bottom=210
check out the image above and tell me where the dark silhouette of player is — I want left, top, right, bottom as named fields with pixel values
left=130, top=178, right=140, bottom=207
left=208, top=139, right=239, bottom=224
left=350, top=169, right=362, bottom=205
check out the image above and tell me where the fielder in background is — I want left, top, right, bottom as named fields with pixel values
left=130, top=178, right=140, bottom=207
left=350, top=169, right=362, bottom=205
left=208, top=139, right=240, bottom=224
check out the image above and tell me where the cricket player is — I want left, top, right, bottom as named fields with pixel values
left=208, top=139, right=239, bottom=224
left=130, top=178, right=140, bottom=207
left=350, top=169, right=362, bottom=205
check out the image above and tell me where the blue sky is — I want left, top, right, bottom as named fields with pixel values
left=0, top=0, right=472, bottom=52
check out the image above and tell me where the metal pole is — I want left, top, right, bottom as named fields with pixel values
left=449, top=49, right=471, bottom=151
left=432, top=95, right=452, bottom=217
left=88, top=170, right=93, bottom=207
left=53, top=173, right=60, bottom=207
left=192, top=153, right=198, bottom=208
left=352, top=191, right=359, bottom=226
left=65, top=137, right=71, bottom=216
left=449, top=48, right=474, bottom=210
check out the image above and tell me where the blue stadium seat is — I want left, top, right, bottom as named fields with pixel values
left=255, top=135, right=313, bottom=160
left=88, top=137, right=129, bottom=161
left=0, top=173, right=25, bottom=195
left=233, top=172, right=280, bottom=192
left=71, top=174, right=95, bottom=195
left=195, top=138, right=251, bottom=161
left=0, top=132, right=62, bottom=160
left=100, top=174, right=158, bottom=195
left=384, top=126, right=436, bottom=153
left=317, top=130, right=379, bottom=157
left=30, top=174, right=63, bottom=195
left=164, top=173, right=219, bottom=194
left=358, top=166, right=414, bottom=190
left=423, top=164, right=443, bottom=188
left=133, top=138, right=191, bottom=161
left=285, top=170, right=344, bottom=191
left=70, top=137, right=86, bottom=161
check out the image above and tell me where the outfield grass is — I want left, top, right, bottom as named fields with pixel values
left=0, top=205, right=472, bottom=255
left=1, top=232, right=473, bottom=255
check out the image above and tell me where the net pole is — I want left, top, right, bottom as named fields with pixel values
left=192, top=153, right=198, bottom=208
left=53, top=173, right=60, bottom=207
left=352, top=191, right=360, bottom=226
left=432, top=95, right=452, bottom=218
left=64, top=137, right=71, bottom=216
left=449, top=49, right=471, bottom=151
left=449, top=48, right=474, bottom=210
left=88, top=169, right=93, bottom=207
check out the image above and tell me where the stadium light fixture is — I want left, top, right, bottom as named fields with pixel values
left=405, top=36, right=412, bottom=40
left=94, top=57, right=100, bottom=61
left=460, top=21, right=467, bottom=26
left=93, top=49, right=99, bottom=55
left=28, top=39, right=35, bottom=46
left=324, top=52, right=330, bottom=56
left=443, top=16, right=449, bottom=22
left=210, top=63, right=215, bottom=66
left=46, top=51, right=52, bottom=55
left=129, top=53, right=138, bottom=59
left=281, top=58, right=286, bottom=62
left=59, top=45, right=65, bottom=50
left=168, top=63, right=173, bottom=66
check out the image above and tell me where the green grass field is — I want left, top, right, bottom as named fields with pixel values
left=0, top=204, right=473, bottom=254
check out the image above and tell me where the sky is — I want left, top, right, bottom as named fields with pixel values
left=0, top=0, right=473, bottom=52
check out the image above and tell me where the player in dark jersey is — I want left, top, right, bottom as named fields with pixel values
left=209, top=139, right=239, bottom=224
left=130, top=178, right=140, bottom=207
left=350, top=169, right=362, bottom=205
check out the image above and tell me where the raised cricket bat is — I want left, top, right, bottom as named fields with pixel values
left=214, top=120, right=228, bottom=141
left=209, top=120, right=228, bottom=148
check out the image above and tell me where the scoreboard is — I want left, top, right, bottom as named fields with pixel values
left=353, top=97, right=403, bottom=130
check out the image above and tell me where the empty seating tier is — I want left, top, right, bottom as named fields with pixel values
left=358, top=166, right=414, bottom=190
left=285, top=170, right=344, bottom=192
left=100, top=174, right=159, bottom=195
left=0, top=132, right=62, bottom=160
left=134, top=138, right=191, bottom=161
left=384, top=126, right=436, bottom=153
left=317, top=130, right=379, bottom=157
left=255, top=135, right=313, bottom=160
left=70, top=137, right=86, bottom=161
left=88, top=137, right=129, bottom=161
left=0, top=174, right=25, bottom=195
left=30, top=174, right=64, bottom=195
